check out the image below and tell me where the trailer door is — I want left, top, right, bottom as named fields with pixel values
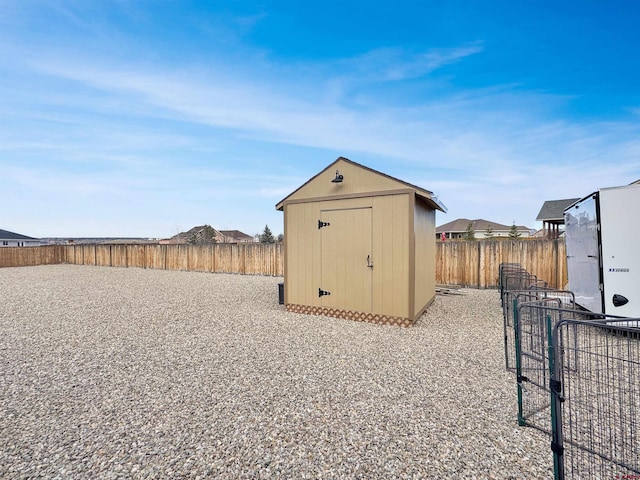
left=565, top=195, right=602, bottom=313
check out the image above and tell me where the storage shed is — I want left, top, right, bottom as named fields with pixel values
left=276, top=157, right=447, bottom=326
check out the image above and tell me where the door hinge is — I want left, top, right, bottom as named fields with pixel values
left=318, top=288, right=331, bottom=297
left=318, top=220, right=330, bottom=229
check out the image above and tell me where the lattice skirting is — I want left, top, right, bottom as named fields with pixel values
left=285, top=304, right=414, bottom=327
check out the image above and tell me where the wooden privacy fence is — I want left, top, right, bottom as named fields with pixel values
left=436, top=239, right=567, bottom=289
left=63, top=243, right=285, bottom=276
left=0, top=245, right=67, bottom=268
left=0, top=244, right=284, bottom=276
left=0, top=239, right=567, bottom=289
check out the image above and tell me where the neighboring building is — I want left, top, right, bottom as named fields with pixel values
left=535, top=198, right=580, bottom=239
left=0, top=228, right=41, bottom=247
left=436, top=219, right=532, bottom=240
left=218, top=230, right=256, bottom=243
left=159, top=225, right=255, bottom=244
left=159, top=225, right=221, bottom=245
left=276, top=156, right=447, bottom=327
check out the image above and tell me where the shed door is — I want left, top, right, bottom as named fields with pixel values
left=320, top=207, right=372, bottom=312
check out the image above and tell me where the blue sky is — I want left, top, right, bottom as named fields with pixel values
left=2, top=1, right=640, bottom=238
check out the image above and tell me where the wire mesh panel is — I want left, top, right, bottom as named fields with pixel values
left=500, top=268, right=539, bottom=370
left=515, top=303, right=622, bottom=434
left=503, top=289, right=539, bottom=371
left=502, top=281, right=573, bottom=371
left=504, top=271, right=539, bottom=295
left=515, top=298, right=565, bottom=433
left=499, top=263, right=524, bottom=305
left=550, top=318, right=640, bottom=480
left=499, top=264, right=537, bottom=312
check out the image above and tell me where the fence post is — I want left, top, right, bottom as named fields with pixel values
left=477, top=242, right=483, bottom=288
left=548, top=316, right=564, bottom=480
left=514, top=299, right=526, bottom=426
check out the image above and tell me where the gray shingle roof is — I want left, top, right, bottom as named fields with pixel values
left=436, top=218, right=528, bottom=233
left=0, top=228, right=37, bottom=240
left=219, top=230, right=254, bottom=240
left=535, top=199, right=581, bottom=222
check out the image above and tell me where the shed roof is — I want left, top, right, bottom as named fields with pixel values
left=535, top=198, right=581, bottom=222
left=275, top=157, right=447, bottom=212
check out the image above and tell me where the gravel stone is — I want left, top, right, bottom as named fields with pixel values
left=1, top=265, right=552, bottom=479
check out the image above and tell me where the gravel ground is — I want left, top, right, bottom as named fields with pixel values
left=1, top=265, right=552, bottom=479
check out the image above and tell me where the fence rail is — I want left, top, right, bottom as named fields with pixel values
left=0, top=239, right=566, bottom=287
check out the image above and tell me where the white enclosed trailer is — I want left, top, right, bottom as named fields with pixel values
left=564, top=183, right=640, bottom=317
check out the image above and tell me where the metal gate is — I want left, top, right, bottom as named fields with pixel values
left=550, top=317, right=640, bottom=479
left=499, top=263, right=573, bottom=372
left=500, top=264, right=640, bottom=478
left=514, top=298, right=574, bottom=433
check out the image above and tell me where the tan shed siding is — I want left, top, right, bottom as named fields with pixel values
left=414, top=201, right=437, bottom=317
left=408, top=193, right=416, bottom=320
left=285, top=159, right=416, bottom=204
left=286, top=194, right=411, bottom=320
left=285, top=203, right=321, bottom=308
left=372, top=194, right=410, bottom=319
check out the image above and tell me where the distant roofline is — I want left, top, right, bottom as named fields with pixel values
left=436, top=218, right=530, bottom=233
left=0, top=228, right=38, bottom=240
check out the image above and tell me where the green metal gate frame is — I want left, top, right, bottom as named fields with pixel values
left=549, top=317, right=640, bottom=480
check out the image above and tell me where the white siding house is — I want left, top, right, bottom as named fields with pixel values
left=0, top=229, right=41, bottom=247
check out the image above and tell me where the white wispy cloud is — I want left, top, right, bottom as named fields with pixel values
left=20, top=53, right=640, bottom=192
left=3, top=28, right=640, bottom=235
left=342, top=44, right=484, bottom=82
left=24, top=51, right=534, bottom=170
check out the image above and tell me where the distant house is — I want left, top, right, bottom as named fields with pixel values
left=218, top=230, right=256, bottom=243
left=535, top=198, right=580, bottom=239
left=0, top=228, right=41, bottom=247
left=159, top=225, right=220, bottom=245
left=436, top=219, right=532, bottom=240
left=159, top=225, right=256, bottom=244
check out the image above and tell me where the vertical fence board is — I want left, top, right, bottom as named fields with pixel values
left=110, top=245, right=126, bottom=268
left=177, top=245, right=189, bottom=271
left=212, top=244, right=231, bottom=273
left=95, top=245, right=111, bottom=266
left=145, top=245, right=164, bottom=270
